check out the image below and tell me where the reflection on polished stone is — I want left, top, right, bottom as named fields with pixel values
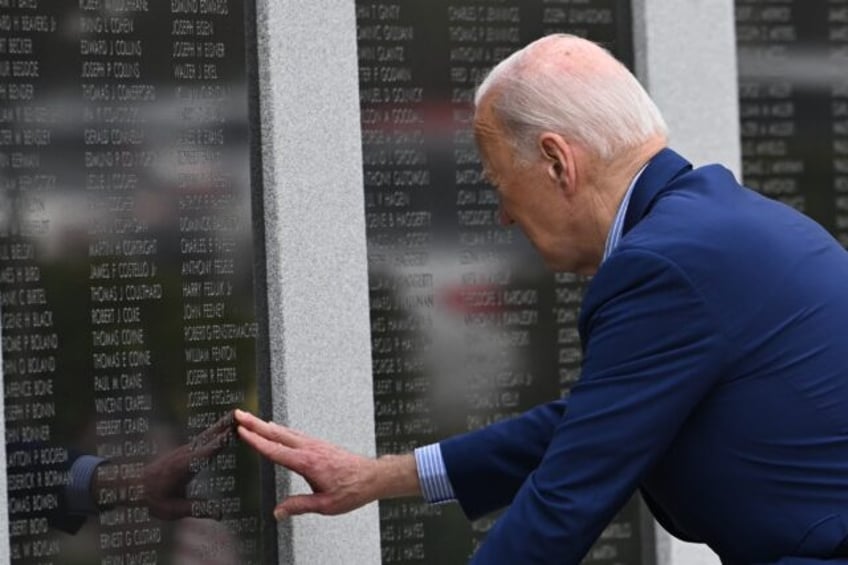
left=736, top=0, right=848, bottom=246
left=0, top=1, right=270, bottom=563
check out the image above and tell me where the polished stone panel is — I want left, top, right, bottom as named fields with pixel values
left=737, top=0, right=848, bottom=244
left=0, top=0, right=274, bottom=562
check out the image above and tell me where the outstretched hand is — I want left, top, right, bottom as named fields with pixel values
left=234, top=409, right=421, bottom=520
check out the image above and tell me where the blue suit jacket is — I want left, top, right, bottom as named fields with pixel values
left=440, top=149, right=848, bottom=564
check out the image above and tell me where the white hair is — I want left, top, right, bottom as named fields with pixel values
left=475, top=34, right=668, bottom=161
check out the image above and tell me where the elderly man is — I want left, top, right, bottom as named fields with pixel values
left=235, top=34, right=848, bottom=564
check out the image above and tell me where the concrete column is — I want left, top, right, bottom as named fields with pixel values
left=634, top=0, right=742, bottom=177
left=254, top=0, right=381, bottom=563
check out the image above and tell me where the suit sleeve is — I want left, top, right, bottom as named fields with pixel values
left=439, top=398, right=568, bottom=518
left=469, top=250, right=730, bottom=564
left=50, top=449, right=92, bottom=534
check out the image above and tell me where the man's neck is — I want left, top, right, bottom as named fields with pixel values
left=603, top=138, right=668, bottom=210
left=581, top=138, right=668, bottom=273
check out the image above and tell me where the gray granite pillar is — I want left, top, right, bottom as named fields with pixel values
left=254, top=0, right=381, bottom=563
left=634, top=0, right=742, bottom=177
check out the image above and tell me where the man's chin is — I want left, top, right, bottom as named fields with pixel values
left=544, top=257, right=596, bottom=276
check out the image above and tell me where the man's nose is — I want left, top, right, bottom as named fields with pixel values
left=499, top=206, right=514, bottom=226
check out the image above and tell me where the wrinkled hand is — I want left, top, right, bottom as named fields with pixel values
left=235, top=409, right=391, bottom=520
left=141, top=412, right=235, bottom=521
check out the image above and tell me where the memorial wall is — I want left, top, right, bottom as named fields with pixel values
left=355, top=1, right=655, bottom=563
left=736, top=0, right=848, bottom=237
left=0, top=0, right=275, bottom=563
left=0, top=0, right=797, bottom=563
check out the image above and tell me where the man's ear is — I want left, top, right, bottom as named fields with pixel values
left=539, top=134, right=571, bottom=189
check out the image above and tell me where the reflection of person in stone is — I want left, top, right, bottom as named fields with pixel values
left=56, top=411, right=235, bottom=533
left=237, top=34, right=848, bottom=564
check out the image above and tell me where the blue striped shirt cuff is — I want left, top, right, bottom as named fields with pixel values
left=414, top=443, right=456, bottom=503
left=67, top=455, right=106, bottom=514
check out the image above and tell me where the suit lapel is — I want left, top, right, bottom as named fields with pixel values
left=622, top=148, right=693, bottom=237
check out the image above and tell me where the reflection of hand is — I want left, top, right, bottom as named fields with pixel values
left=234, top=409, right=420, bottom=520
left=142, top=412, right=235, bottom=520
